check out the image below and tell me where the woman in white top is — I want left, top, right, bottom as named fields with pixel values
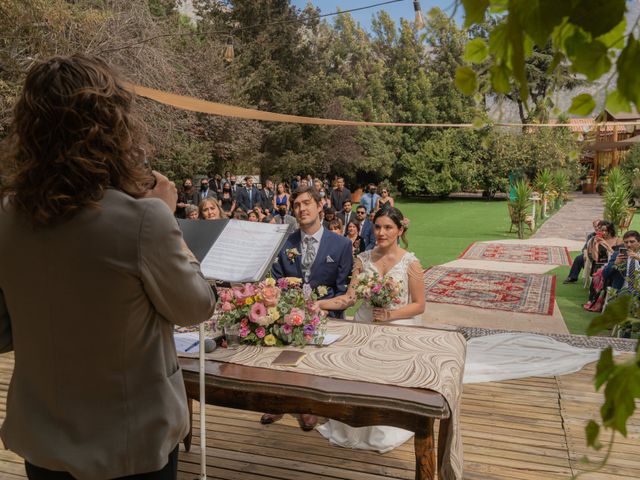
left=318, top=207, right=425, bottom=325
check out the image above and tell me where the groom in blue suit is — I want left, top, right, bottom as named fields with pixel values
left=263, top=185, right=353, bottom=430
left=271, top=186, right=353, bottom=317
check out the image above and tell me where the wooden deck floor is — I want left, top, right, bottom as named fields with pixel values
left=0, top=353, right=637, bottom=479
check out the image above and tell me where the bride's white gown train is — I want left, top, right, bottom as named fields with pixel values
left=317, top=252, right=606, bottom=453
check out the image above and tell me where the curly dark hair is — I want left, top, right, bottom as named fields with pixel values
left=0, top=54, right=152, bottom=226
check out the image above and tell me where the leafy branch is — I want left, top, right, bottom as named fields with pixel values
left=455, top=0, right=640, bottom=116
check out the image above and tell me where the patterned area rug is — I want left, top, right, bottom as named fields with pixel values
left=424, top=266, right=556, bottom=315
left=459, top=242, right=572, bottom=265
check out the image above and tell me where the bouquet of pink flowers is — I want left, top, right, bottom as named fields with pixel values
left=217, top=277, right=328, bottom=347
left=354, top=271, right=403, bottom=308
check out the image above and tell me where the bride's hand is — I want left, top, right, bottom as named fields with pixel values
left=372, top=308, right=390, bottom=322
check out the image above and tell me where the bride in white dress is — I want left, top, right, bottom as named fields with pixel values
left=317, top=207, right=425, bottom=452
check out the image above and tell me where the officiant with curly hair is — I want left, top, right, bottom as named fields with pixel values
left=0, top=54, right=216, bottom=480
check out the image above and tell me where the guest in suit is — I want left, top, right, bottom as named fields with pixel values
left=0, top=54, right=216, bottom=480
left=355, top=206, right=376, bottom=250
left=260, top=179, right=275, bottom=214
left=236, top=176, right=261, bottom=212
left=264, top=185, right=353, bottom=431
left=330, top=177, right=352, bottom=212
left=603, top=230, right=640, bottom=291
left=337, top=200, right=355, bottom=234
left=198, top=178, right=217, bottom=202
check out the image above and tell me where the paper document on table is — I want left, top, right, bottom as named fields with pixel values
left=174, top=332, right=201, bottom=353
left=311, top=333, right=342, bottom=346
left=200, top=220, right=290, bottom=283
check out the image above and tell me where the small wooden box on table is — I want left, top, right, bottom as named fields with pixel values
left=180, top=357, right=450, bottom=480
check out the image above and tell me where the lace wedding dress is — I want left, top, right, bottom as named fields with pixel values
left=318, top=249, right=421, bottom=452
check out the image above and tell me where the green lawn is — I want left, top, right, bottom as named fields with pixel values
left=389, top=198, right=624, bottom=335
left=395, top=198, right=524, bottom=267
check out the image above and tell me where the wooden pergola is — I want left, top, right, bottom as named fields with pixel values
left=579, top=110, right=640, bottom=193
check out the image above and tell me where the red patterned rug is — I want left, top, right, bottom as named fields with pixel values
left=424, top=267, right=556, bottom=315
left=459, top=242, right=572, bottom=265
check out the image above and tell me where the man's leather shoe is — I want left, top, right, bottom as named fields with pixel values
left=299, top=414, right=317, bottom=431
left=563, top=278, right=577, bottom=284
left=260, top=413, right=283, bottom=425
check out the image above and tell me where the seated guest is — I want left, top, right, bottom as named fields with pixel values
left=564, top=218, right=601, bottom=284
left=199, top=198, right=223, bottom=220
left=262, top=215, right=276, bottom=224
left=345, top=220, right=365, bottom=256
left=583, top=221, right=623, bottom=311
left=323, top=207, right=337, bottom=229
left=588, top=221, right=622, bottom=270
left=248, top=210, right=259, bottom=222
left=355, top=205, right=376, bottom=250
left=327, top=218, right=343, bottom=235
left=603, top=230, right=640, bottom=292
left=185, top=204, right=199, bottom=220
left=233, top=209, right=248, bottom=221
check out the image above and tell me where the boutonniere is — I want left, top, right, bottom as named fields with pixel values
left=286, top=247, right=301, bottom=263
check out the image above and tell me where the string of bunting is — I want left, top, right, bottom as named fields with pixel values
left=128, top=83, right=640, bottom=130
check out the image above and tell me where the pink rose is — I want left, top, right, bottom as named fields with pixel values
left=240, top=318, right=248, bottom=327
left=284, top=307, right=305, bottom=326
left=277, top=278, right=289, bottom=289
left=219, top=289, right=233, bottom=303
left=282, top=324, right=293, bottom=334
left=311, top=316, right=321, bottom=327
left=232, top=283, right=256, bottom=302
left=240, top=327, right=250, bottom=337
left=255, top=327, right=266, bottom=338
left=372, top=284, right=382, bottom=294
left=221, top=302, right=234, bottom=312
left=261, top=286, right=281, bottom=307
left=250, top=303, right=267, bottom=323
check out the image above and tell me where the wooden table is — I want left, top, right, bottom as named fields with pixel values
left=180, top=357, right=451, bottom=480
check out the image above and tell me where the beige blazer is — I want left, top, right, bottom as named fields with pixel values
left=0, top=189, right=216, bottom=479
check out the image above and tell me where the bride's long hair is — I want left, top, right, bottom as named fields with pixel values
left=373, top=207, right=409, bottom=247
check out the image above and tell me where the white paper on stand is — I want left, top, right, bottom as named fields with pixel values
left=200, top=221, right=290, bottom=282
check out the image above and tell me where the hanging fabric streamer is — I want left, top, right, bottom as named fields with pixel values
left=127, top=83, right=640, bottom=130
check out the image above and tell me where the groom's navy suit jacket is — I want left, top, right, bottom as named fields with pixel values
left=272, top=228, right=353, bottom=317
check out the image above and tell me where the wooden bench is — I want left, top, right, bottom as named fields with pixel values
left=180, top=357, right=450, bottom=480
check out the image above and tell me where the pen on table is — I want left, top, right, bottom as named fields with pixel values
left=184, top=340, right=200, bottom=352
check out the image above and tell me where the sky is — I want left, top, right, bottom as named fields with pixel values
left=289, top=0, right=462, bottom=30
